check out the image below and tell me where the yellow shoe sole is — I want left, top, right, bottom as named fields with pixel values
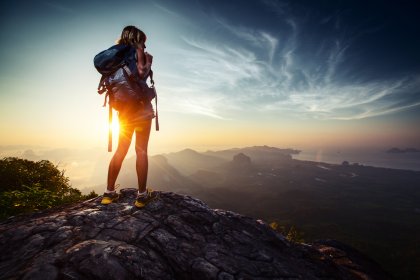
left=134, top=200, right=146, bottom=208
left=101, top=194, right=119, bottom=205
left=134, top=192, right=158, bottom=208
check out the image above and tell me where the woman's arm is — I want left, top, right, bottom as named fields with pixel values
left=136, top=48, right=152, bottom=79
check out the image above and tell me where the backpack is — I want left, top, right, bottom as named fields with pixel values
left=94, top=44, right=159, bottom=151
left=94, top=44, right=157, bottom=108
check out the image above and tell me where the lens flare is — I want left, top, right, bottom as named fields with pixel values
left=111, top=113, right=120, bottom=135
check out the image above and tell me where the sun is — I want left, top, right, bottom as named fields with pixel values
left=111, top=112, right=120, bottom=135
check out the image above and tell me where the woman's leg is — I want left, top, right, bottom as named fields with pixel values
left=134, top=120, right=152, bottom=193
left=106, top=120, right=135, bottom=191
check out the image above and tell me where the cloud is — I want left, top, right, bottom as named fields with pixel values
left=261, top=0, right=289, bottom=17
left=262, top=76, right=420, bottom=120
left=155, top=3, right=420, bottom=121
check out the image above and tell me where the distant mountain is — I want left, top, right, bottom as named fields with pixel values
left=204, top=145, right=299, bottom=164
left=187, top=152, right=257, bottom=190
left=162, top=148, right=227, bottom=175
left=188, top=169, right=224, bottom=186
left=387, top=147, right=420, bottom=153
left=117, top=154, right=203, bottom=195
left=232, top=152, right=252, bottom=165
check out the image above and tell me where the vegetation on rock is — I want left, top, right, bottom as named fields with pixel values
left=269, top=221, right=305, bottom=243
left=0, top=157, right=97, bottom=220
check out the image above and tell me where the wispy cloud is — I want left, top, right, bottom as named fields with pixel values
left=263, top=76, right=420, bottom=120
left=156, top=4, right=420, bottom=121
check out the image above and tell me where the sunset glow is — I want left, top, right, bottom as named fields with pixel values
left=0, top=0, right=419, bottom=162
left=111, top=111, right=120, bottom=138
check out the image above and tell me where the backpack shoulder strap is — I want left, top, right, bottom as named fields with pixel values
left=149, top=70, right=154, bottom=85
left=108, top=101, right=113, bottom=152
left=154, top=89, right=159, bottom=131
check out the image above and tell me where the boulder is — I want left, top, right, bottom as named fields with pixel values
left=0, top=188, right=391, bottom=279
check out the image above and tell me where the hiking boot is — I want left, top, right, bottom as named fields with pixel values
left=101, top=191, right=119, bottom=205
left=135, top=188, right=159, bottom=208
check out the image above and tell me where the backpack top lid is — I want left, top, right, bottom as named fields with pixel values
left=94, top=44, right=135, bottom=76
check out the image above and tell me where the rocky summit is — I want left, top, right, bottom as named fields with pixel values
left=0, top=188, right=391, bottom=280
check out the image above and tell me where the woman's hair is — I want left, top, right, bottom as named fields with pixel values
left=117, top=25, right=147, bottom=46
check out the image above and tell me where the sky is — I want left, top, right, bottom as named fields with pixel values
left=1, top=0, right=420, bottom=157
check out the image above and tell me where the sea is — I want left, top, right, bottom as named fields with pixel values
left=292, top=148, right=420, bottom=171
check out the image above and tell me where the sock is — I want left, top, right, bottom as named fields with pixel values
left=138, top=190, right=147, bottom=197
left=105, top=189, right=116, bottom=194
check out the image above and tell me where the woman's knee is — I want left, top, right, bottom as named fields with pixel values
left=135, top=146, right=148, bottom=157
left=113, top=144, right=130, bottom=160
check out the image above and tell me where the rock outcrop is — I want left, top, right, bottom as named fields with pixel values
left=0, top=188, right=391, bottom=280
left=232, top=153, right=252, bottom=166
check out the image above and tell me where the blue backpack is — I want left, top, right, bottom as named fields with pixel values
left=94, top=44, right=159, bottom=151
left=94, top=44, right=156, bottom=108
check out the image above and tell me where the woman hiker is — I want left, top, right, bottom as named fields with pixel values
left=101, top=26, right=158, bottom=207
